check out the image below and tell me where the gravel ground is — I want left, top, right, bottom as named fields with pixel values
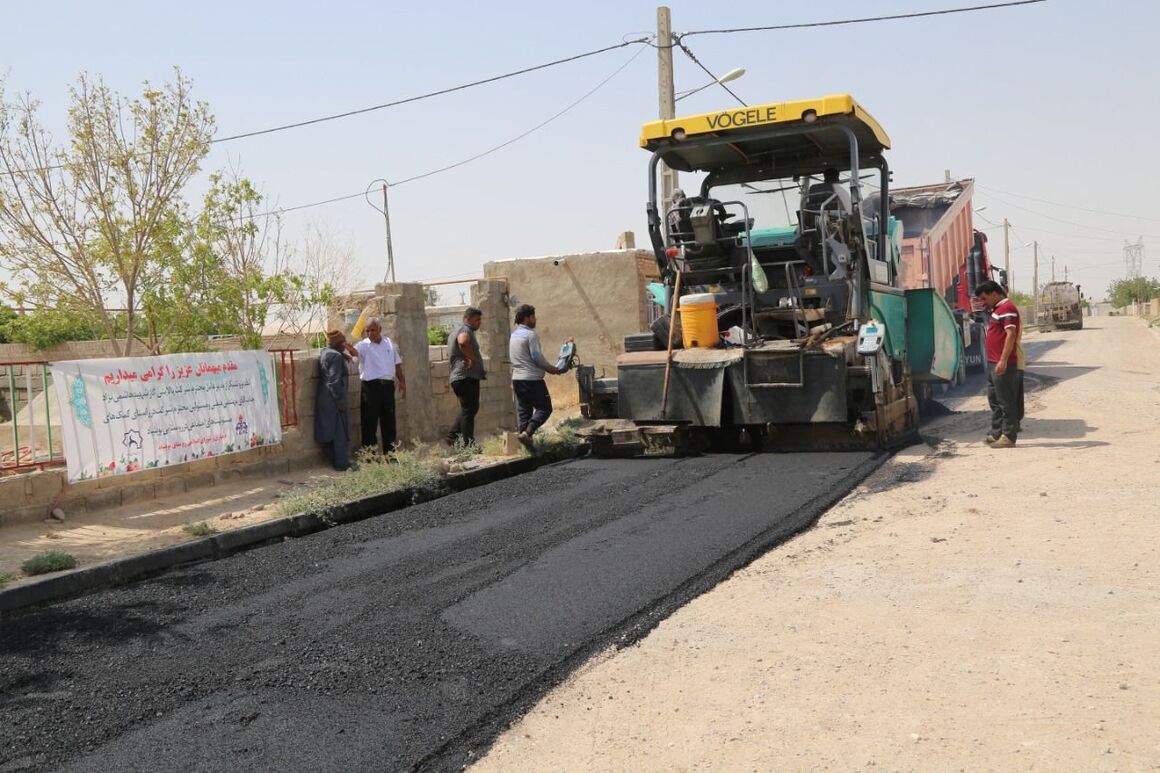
left=475, top=316, right=1160, bottom=772
left=1, top=449, right=881, bottom=772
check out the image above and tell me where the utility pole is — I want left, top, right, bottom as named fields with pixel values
left=657, top=6, right=677, bottom=221
left=1051, top=254, right=1056, bottom=282
left=1002, top=218, right=1010, bottom=287
left=381, top=182, right=397, bottom=284
left=1064, top=265, right=1069, bottom=282
left=1033, top=241, right=1039, bottom=325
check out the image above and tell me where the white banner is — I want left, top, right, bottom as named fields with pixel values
left=50, top=351, right=282, bottom=483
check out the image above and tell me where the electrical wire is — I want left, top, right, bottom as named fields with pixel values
left=678, top=0, right=1046, bottom=38
left=976, top=183, right=1160, bottom=224
left=213, top=41, right=649, bottom=223
left=976, top=189, right=1159, bottom=240
left=390, top=40, right=648, bottom=187
left=212, top=37, right=651, bottom=143
left=675, top=40, right=747, bottom=107
left=2, top=36, right=653, bottom=176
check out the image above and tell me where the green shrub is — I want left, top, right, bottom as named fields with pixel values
left=276, top=449, right=442, bottom=520
left=308, top=331, right=328, bottom=349
left=182, top=521, right=218, bottom=537
left=427, top=326, right=449, bottom=346
left=530, top=417, right=584, bottom=455
left=0, top=570, right=18, bottom=587
left=449, top=438, right=480, bottom=462
left=0, top=309, right=101, bottom=350
left=21, top=551, right=79, bottom=576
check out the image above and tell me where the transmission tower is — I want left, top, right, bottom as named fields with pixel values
left=1123, top=237, right=1145, bottom=278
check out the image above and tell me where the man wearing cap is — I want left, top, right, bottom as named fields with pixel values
left=351, top=317, right=406, bottom=454
left=315, top=329, right=353, bottom=470
left=509, top=304, right=567, bottom=447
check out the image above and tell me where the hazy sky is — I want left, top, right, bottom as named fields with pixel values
left=3, top=0, right=1157, bottom=301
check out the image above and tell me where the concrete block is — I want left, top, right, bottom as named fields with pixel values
left=236, top=463, right=269, bottom=480
left=183, top=472, right=215, bottom=492
left=25, top=468, right=64, bottom=506
left=502, top=432, right=525, bottom=455
left=430, top=361, right=450, bottom=380
left=58, top=497, right=88, bottom=517
left=130, top=467, right=163, bottom=484
left=154, top=477, right=188, bottom=498
left=84, top=488, right=122, bottom=512
left=212, top=468, right=244, bottom=487
left=430, top=381, right=448, bottom=395
left=2, top=505, right=48, bottom=526
left=0, top=475, right=30, bottom=508
left=120, top=482, right=156, bottom=506
left=265, top=457, right=291, bottom=475
left=184, top=457, right=218, bottom=475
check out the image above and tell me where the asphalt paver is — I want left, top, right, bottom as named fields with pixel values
left=1, top=452, right=880, bottom=772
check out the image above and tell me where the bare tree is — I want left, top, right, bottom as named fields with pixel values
left=0, top=69, right=214, bottom=355
left=268, top=219, right=355, bottom=344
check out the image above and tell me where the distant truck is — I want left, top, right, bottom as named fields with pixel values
left=892, top=178, right=1004, bottom=378
left=1037, top=281, right=1084, bottom=330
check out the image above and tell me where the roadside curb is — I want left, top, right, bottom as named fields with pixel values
left=0, top=447, right=584, bottom=615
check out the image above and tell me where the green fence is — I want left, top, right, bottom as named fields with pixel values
left=0, top=360, right=64, bottom=472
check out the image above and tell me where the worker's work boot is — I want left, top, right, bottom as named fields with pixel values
left=983, top=435, right=999, bottom=445
left=992, top=435, right=1016, bottom=448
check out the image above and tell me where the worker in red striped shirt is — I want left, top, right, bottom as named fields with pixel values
left=975, top=280, right=1026, bottom=448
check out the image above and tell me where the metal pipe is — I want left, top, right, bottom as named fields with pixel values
left=42, top=365, right=54, bottom=462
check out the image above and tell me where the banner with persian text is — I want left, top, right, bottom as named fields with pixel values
left=50, top=351, right=282, bottom=483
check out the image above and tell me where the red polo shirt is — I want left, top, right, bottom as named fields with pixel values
left=986, top=298, right=1025, bottom=368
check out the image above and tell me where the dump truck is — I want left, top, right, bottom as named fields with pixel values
left=576, top=94, right=965, bottom=456
left=1037, top=281, right=1084, bottom=330
left=892, top=178, right=1004, bottom=378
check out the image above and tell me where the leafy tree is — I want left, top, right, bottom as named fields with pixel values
left=1107, top=277, right=1160, bottom=308
left=423, top=286, right=440, bottom=307
left=1008, top=290, right=1034, bottom=307
left=0, top=308, right=102, bottom=350
left=0, top=69, right=215, bottom=356
left=145, top=171, right=335, bottom=352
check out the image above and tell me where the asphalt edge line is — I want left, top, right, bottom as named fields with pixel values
left=0, top=447, right=584, bottom=616
left=416, top=449, right=893, bottom=772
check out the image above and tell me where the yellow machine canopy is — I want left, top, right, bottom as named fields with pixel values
left=640, top=94, right=890, bottom=181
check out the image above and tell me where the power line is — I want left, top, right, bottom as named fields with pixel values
left=674, top=40, right=747, bottom=107
left=2, top=36, right=652, bottom=176
left=976, top=189, right=1160, bottom=239
left=390, top=41, right=648, bottom=187
left=213, top=42, right=649, bottom=224
left=976, top=183, right=1160, bottom=224
left=678, top=0, right=1046, bottom=38
left=212, top=37, right=651, bottom=144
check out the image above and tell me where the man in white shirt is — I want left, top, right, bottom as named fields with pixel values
left=349, top=317, right=406, bottom=454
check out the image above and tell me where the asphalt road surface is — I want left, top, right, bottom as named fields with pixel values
left=1, top=452, right=883, bottom=772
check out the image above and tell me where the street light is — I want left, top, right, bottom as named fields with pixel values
left=675, top=67, right=746, bottom=102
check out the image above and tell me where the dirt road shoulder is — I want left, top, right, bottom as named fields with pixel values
left=475, top=317, right=1160, bottom=772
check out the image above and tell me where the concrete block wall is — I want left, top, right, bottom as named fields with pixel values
left=0, top=434, right=315, bottom=527
left=0, top=280, right=522, bottom=526
left=484, top=250, right=656, bottom=405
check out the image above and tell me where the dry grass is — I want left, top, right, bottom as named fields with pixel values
left=182, top=521, right=219, bottom=537
left=275, top=448, right=442, bottom=520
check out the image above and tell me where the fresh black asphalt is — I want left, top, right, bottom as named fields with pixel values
left=0, top=451, right=882, bottom=772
